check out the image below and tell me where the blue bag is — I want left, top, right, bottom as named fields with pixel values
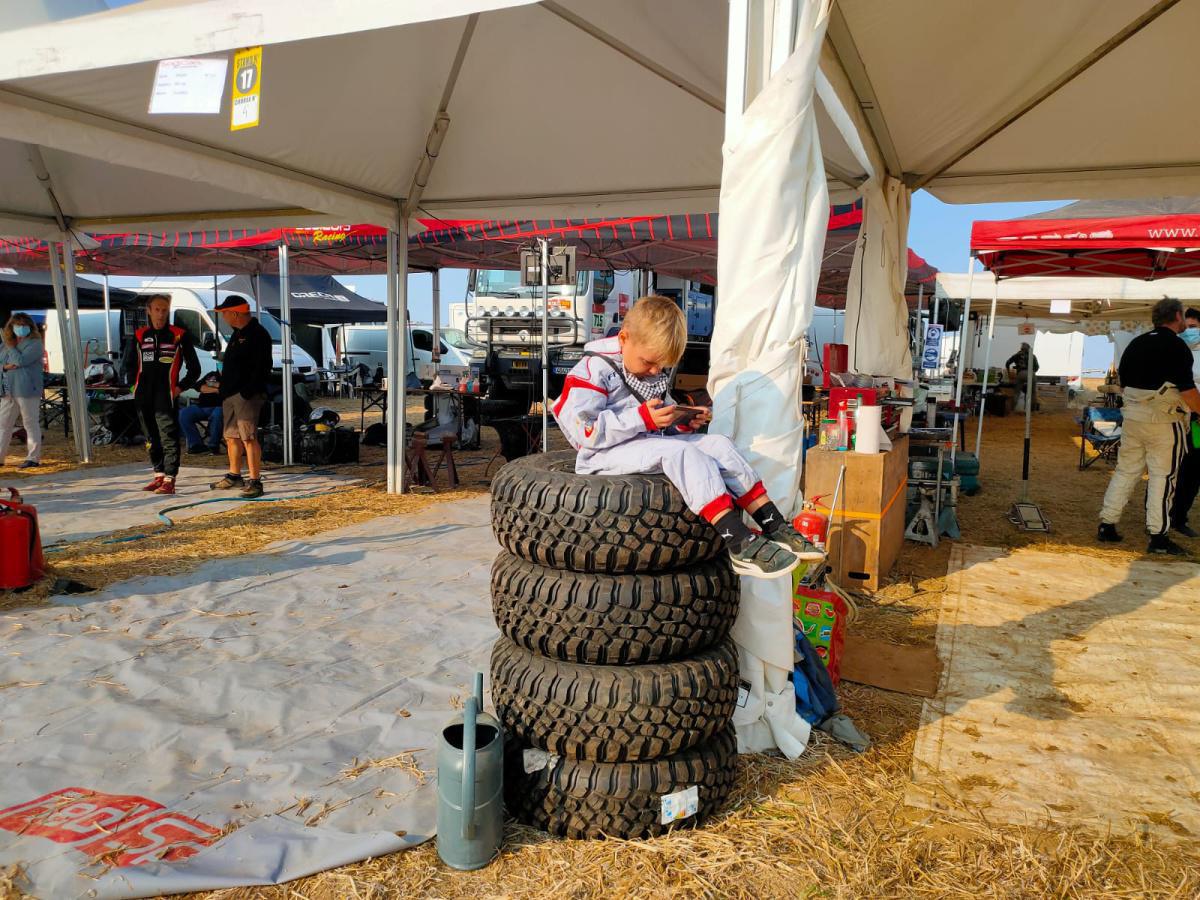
left=792, top=629, right=840, bottom=726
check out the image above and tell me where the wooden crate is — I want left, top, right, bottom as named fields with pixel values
left=802, top=434, right=909, bottom=592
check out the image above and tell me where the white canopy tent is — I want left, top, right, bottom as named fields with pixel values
left=935, top=272, right=1200, bottom=332
left=0, top=0, right=1194, bottom=771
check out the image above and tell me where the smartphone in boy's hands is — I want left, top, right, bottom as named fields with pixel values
left=671, top=404, right=708, bottom=424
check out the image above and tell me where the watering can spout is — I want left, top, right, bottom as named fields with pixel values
left=461, top=696, right=477, bottom=840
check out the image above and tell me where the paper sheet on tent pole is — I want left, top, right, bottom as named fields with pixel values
left=14, top=464, right=361, bottom=545
left=708, top=0, right=830, bottom=759
left=0, top=497, right=498, bottom=899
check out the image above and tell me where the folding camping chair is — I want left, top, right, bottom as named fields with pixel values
left=1079, top=406, right=1122, bottom=470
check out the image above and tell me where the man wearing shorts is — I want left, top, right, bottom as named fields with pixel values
left=210, top=295, right=272, bottom=498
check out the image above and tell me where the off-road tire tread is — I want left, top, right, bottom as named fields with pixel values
left=490, top=451, right=722, bottom=573
left=505, top=726, right=738, bottom=839
left=490, top=551, right=739, bottom=665
left=490, top=636, right=738, bottom=762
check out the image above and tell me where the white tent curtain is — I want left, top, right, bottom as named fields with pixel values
left=709, top=0, right=831, bottom=760
left=843, top=175, right=912, bottom=378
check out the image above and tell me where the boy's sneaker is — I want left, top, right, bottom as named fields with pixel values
left=729, top=534, right=801, bottom=579
left=1097, top=523, right=1122, bottom=543
left=239, top=479, right=264, bottom=499
left=764, top=522, right=826, bottom=561
left=153, top=479, right=176, bottom=495
left=210, top=473, right=244, bottom=491
left=142, top=474, right=165, bottom=492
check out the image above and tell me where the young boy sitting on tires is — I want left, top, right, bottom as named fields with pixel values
left=552, top=295, right=822, bottom=578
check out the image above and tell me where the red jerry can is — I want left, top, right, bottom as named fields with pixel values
left=0, top=487, right=45, bottom=590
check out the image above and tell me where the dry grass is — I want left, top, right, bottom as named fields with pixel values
left=5, top=398, right=1200, bottom=899
left=340, top=752, right=430, bottom=786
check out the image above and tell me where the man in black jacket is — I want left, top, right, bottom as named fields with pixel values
left=121, top=293, right=201, bottom=495
left=210, top=295, right=272, bottom=498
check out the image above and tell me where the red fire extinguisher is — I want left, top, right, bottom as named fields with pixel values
left=0, top=487, right=45, bottom=590
left=793, top=495, right=830, bottom=549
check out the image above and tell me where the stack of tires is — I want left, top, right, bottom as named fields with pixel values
left=489, top=451, right=741, bottom=839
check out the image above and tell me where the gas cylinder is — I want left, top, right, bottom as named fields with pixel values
left=436, top=672, right=504, bottom=871
left=0, top=487, right=44, bottom=590
left=793, top=497, right=829, bottom=549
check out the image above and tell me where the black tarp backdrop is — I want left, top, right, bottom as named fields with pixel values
left=223, top=274, right=387, bottom=366
left=0, top=269, right=138, bottom=317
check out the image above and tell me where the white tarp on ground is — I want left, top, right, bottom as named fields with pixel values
left=0, top=497, right=497, bottom=899
left=15, top=464, right=361, bottom=545
left=908, top=545, right=1200, bottom=842
left=709, top=0, right=830, bottom=760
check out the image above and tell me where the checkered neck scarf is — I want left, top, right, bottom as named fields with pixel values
left=620, top=363, right=671, bottom=403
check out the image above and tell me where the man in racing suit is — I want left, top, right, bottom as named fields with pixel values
left=122, top=293, right=201, bottom=495
left=1099, top=297, right=1200, bottom=555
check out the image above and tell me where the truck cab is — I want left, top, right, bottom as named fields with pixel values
left=463, top=268, right=638, bottom=417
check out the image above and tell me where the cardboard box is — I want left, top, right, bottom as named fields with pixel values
left=802, top=434, right=908, bottom=592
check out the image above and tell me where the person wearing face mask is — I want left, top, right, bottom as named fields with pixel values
left=0, top=313, right=44, bottom=469
left=1168, top=307, right=1200, bottom=537
left=1099, top=298, right=1200, bottom=555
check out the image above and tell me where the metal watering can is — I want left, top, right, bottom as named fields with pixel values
left=436, top=672, right=503, bottom=870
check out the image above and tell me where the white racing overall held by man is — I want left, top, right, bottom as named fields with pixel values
left=1098, top=297, right=1200, bottom=556
left=551, top=296, right=823, bottom=578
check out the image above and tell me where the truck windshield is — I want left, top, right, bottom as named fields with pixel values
left=473, top=269, right=588, bottom=298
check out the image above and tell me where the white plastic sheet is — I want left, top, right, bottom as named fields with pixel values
left=844, top=176, right=913, bottom=379
left=0, top=498, right=498, bottom=898
left=709, top=0, right=830, bottom=759
left=15, top=464, right=360, bottom=545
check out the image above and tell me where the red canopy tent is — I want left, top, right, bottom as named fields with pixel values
left=972, top=198, right=1200, bottom=280
left=0, top=203, right=937, bottom=305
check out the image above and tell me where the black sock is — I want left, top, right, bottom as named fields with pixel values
left=714, top=513, right=754, bottom=553
left=751, top=501, right=786, bottom=534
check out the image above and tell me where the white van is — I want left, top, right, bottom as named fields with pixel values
left=39, top=285, right=318, bottom=381
left=339, top=324, right=476, bottom=379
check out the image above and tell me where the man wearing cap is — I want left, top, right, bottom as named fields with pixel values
left=211, top=295, right=272, bottom=498
left=121, top=293, right=201, bottom=494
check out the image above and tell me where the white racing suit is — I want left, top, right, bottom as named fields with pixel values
left=1099, top=384, right=1189, bottom=536
left=552, top=337, right=767, bottom=523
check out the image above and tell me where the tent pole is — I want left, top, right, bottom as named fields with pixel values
left=399, top=220, right=409, bottom=490
left=913, top=282, right=924, bottom=376
left=951, top=256, right=975, bottom=463
left=385, top=224, right=409, bottom=493
left=253, top=273, right=261, bottom=314
left=1021, top=345, right=1035, bottom=502
left=278, top=243, right=294, bottom=466
left=61, top=241, right=92, bottom=464
left=541, top=237, right=550, bottom=452
left=386, top=231, right=398, bottom=493
left=46, top=244, right=77, bottom=458
left=431, top=268, right=441, bottom=364
left=974, top=278, right=999, bottom=459
left=931, top=287, right=940, bottom=367
left=102, top=274, right=113, bottom=357
left=48, top=242, right=90, bottom=463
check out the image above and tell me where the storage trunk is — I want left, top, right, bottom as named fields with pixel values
left=802, top=434, right=909, bottom=592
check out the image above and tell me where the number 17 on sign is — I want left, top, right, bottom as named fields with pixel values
left=231, top=46, right=262, bottom=131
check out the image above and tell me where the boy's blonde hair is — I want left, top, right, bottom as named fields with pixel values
left=622, top=296, right=687, bottom=365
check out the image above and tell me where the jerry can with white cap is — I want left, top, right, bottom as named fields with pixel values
left=436, top=672, right=504, bottom=870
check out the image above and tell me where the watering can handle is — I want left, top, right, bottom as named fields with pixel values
left=461, top=696, right=477, bottom=840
